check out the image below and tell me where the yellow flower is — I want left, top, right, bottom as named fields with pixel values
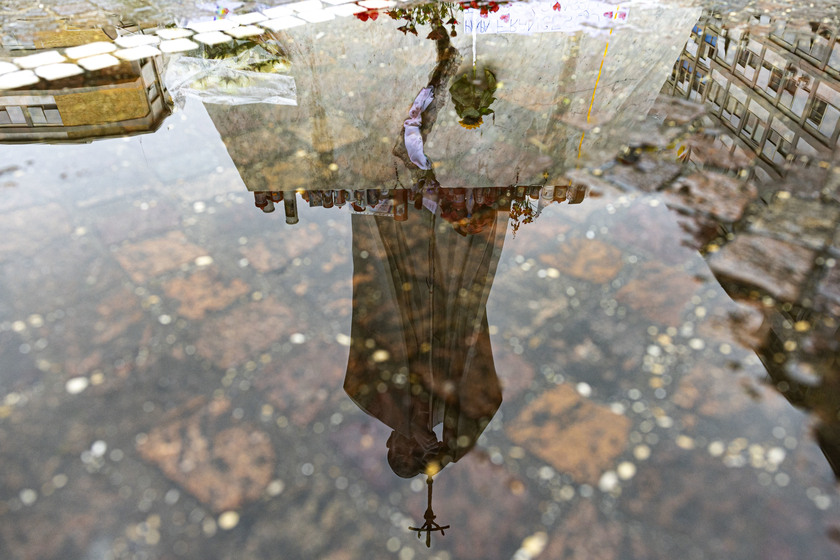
left=459, top=116, right=483, bottom=129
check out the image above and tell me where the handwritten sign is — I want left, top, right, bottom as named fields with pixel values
left=463, top=1, right=628, bottom=35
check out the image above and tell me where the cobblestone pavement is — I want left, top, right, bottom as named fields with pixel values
left=1, top=2, right=840, bottom=560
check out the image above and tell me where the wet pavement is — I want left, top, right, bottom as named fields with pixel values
left=1, top=1, right=840, bottom=559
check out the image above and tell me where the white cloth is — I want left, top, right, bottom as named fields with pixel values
left=404, top=86, right=435, bottom=170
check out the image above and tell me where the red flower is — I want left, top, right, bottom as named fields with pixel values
left=354, top=9, right=378, bottom=21
left=553, top=2, right=561, bottom=11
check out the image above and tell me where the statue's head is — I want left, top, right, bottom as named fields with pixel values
left=386, top=431, right=439, bottom=478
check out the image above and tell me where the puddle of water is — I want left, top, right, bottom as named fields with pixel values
left=1, top=2, right=840, bottom=559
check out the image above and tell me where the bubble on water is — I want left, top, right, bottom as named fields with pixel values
left=66, top=377, right=89, bottom=395
left=335, top=333, right=351, bottom=346
left=91, top=440, right=107, bottom=457
left=290, top=333, right=306, bottom=344
left=19, top=489, right=37, bottom=506
left=576, top=382, right=592, bottom=397
left=598, top=471, right=619, bottom=492
left=767, top=447, right=786, bottom=465
left=617, top=461, right=637, bottom=480
left=634, top=445, right=651, bottom=461
left=217, top=511, right=239, bottom=530
left=708, top=441, right=725, bottom=457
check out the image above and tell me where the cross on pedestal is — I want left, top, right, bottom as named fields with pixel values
left=408, top=474, right=450, bottom=547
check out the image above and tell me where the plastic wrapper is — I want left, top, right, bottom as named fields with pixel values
left=163, top=44, right=296, bottom=106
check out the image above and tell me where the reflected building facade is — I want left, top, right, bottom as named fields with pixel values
left=0, top=60, right=169, bottom=143
left=664, top=13, right=840, bottom=182
left=207, top=2, right=700, bottom=194
left=0, top=31, right=169, bottom=143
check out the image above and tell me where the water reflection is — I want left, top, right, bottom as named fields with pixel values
left=2, top=2, right=840, bottom=559
left=666, top=10, right=840, bottom=482
left=346, top=188, right=506, bottom=474
left=345, top=189, right=506, bottom=542
left=666, top=12, right=840, bottom=182
left=0, top=53, right=170, bottom=143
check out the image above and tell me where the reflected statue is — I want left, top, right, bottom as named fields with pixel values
left=343, top=184, right=508, bottom=544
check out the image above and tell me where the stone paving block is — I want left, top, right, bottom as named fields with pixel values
left=137, top=396, right=275, bottom=512
left=747, top=195, right=840, bottom=250
left=240, top=228, right=324, bottom=274
left=92, top=284, right=146, bottom=345
left=0, top=203, right=73, bottom=261
left=648, top=94, right=706, bottom=125
left=672, top=363, right=765, bottom=418
left=663, top=171, right=758, bottom=223
left=607, top=196, right=701, bottom=265
left=114, top=231, right=206, bottom=283
left=543, top=500, right=623, bottom=560
left=0, top=330, right=41, bottom=395
left=708, top=233, right=817, bottom=303
left=493, top=350, right=536, bottom=401
left=163, top=268, right=250, bottom=320
left=814, top=265, right=840, bottom=317
left=615, top=261, right=701, bottom=326
left=620, top=439, right=838, bottom=560
left=255, top=346, right=346, bottom=426
left=506, top=384, right=630, bottom=485
left=673, top=132, right=753, bottom=173
left=696, top=296, right=770, bottom=351
left=602, top=155, right=682, bottom=193
left=194, top=297, right=298, bottom=369
left=94, top=198, right=182, bottom=246
left=538, top=238, right=623, bottom=284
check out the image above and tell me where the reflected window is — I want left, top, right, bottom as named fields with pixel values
left=716, top=30, right=738, bottom=67
left=796, top=136, right=820, bottom=155
left=796, top=25, right=833, bottom=63
left=0, top=104, right=62, bottom=127
left=723, top=94, right=745, bottom=128
left=756, top=60, right=783, bottom=98
left=736, top=45, right=760, bottom=82
left=764, top=127, right=793, bottom=165
left=779, top=72, right=811, bottom=117
left=676, top=60, right=692, bottom=93
left=689, top=72, right=707, bottom=102
left=771, top=22, right=798, bottom=48
left=742, top=109, right=767, bottom=145
left=807, top=84, right=840, bottom=139
left=829, top=42, right=840, bottom=74
left=707, top=79, right=725, bottom=112
left=699, top=33, right=717, bottom=66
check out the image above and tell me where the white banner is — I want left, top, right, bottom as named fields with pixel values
left=463, top=0, right=628, bottom=35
